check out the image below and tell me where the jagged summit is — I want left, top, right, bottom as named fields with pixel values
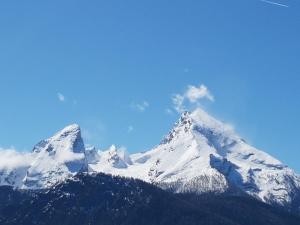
left=161, top=109, right=237, bottom=145
left=161, top=111, right=192, bottom=144
left=21, top=124, right=86, bottom=189
left=32, top=124, right=84, bottom=154
left=175, top=108, right=232, bottom=132
left=53, top=123, right=81, bottom=135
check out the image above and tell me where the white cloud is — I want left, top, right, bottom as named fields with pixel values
left=172, top=84, right=214, bottom=113
left=184, top=68, right=190, bottom=73
left=127, top=125, right=134, bottom=133
left=57, top=92, right=65, bottom=102
left=172, top=94, right=185, bottom=113
left=0, top=148, right=33, bottom=170
left=131, top=101, right=149, bottom=112
left=55, top=150, right=85, bottom=164
left=165, top=108, right=174, bottom=115
left=186, top=84, right=214, bottom=102
left=260, top=0, right=289, bottom=8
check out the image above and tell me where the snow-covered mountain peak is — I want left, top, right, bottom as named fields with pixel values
left=161, top=109, right=236, bottom=146
left=22, top=124, right=86, bottom=189
left=51, top=123, right=81, bottom=140
left=85, top=146, right=100, bottom=164
left=89, top=146, right=133, bottom=170
left=32, top=124, right=84, bottom=154
left=160, top=111, right=193, bottom=144
left=92, top=108, right=300, bottom=207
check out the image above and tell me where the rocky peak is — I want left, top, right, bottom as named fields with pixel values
left=160, top=111, right=193, bottom=144
left=23, top=124, right=87, bottom=189
left=107, top=145, right=129, bottom=169
left=32, top=124, right=85, bottom=154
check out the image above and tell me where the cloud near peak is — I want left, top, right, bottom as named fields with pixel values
left=131, top=101, right=149, bottom=112
left=0, top=148, right=33, bottom=170
left=172, top=84, right=214, bottom=113
left=186, top=84, right=214, bottom=102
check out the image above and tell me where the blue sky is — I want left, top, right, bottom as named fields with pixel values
left=0, top=0, right=299, bottom=172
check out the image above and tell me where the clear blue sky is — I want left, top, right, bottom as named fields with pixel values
left=0, top=0, right=299, bottom=172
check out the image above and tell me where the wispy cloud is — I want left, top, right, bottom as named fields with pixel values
left=81, top=119, right=106, bottom=146
left=172, top=94, right=185, bottom=113
left=0, top=148, right=33, bottom=170
left=172, top=84, right=214, bottom=113
left=184, top=68, right=190, bottom=73
left=260, top=0, right=289, bottom=8
left=57, top=92, right=65, bottom=102
left=131, top=101, right=149, bottom=112
left=186, top=84, right=214, bottom=103
left=165, top=108, right=174, bottom=115
left=127, top=125, right=134, bottom=133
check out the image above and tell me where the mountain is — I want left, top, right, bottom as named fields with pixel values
left=0, top=108, right=299, bottom=212
left=0, top=124, right=87, bottom=189
left=89, top=109, right=300, bottom=211
left=0, top=173, right=299, bottom=225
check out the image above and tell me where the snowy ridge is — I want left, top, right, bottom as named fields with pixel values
left=0, top=124, right=86, bottom=189
left=87, top=109, right=300, bottom=207
left=0, top=109, right=299, bottom=209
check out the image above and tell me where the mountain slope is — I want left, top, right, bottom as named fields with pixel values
left=0, top=173, right=299, bottom=225
left=89, top=109, right=300, bottom=210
